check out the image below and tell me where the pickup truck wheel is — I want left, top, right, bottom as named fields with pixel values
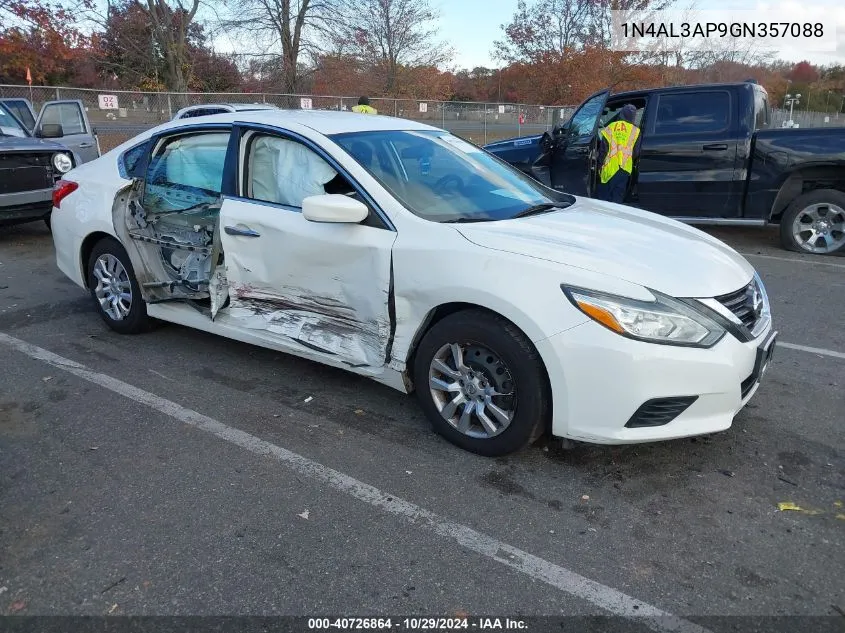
left=780, top=190, right=845, bottom=255
left=413, top=310, right=550, bottom=457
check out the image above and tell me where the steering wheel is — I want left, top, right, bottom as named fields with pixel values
left=433, top=174, right=464, bottom=197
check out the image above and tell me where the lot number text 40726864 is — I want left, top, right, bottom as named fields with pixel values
left=307, top=618, right=528, bottom=630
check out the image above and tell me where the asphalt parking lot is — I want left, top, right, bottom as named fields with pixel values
left=1, top=222, right=843, bottom=628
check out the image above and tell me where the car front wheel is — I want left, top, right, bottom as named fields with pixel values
left=780, top=189, right=845, bottom=255
left=87, top=237, right=149, bottom=334
left=413, top=310, right=550, bottom=456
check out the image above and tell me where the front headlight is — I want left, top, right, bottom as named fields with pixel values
left=52, top=152, right=73, bottom=174
left=562, top=286, right=726, bottom=348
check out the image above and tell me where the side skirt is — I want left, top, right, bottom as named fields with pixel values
left=671, top=217, right=767, bottom=227
left=146, top=302, right=410, bottom=394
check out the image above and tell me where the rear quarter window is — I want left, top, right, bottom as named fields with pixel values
left=118, top=141, right=151, bottom=179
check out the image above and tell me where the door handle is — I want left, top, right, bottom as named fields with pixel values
left=703, top=143, right=728, bottom=151
left=224, top=225, right=261, bottom=237
left=78, top=142, right=93, bottom=148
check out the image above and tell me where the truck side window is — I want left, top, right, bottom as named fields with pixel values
left=754, top=92, right=769, bottom=129
left=568, top=93, right=606, bottom=138
left=654, top=92, right=730, bottom=135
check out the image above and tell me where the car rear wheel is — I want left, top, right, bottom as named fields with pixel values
left=780, top=189, right=845, bottom=255
left=87, top=237, right=149, bottom=334
left=413, top=310, right=549, bottom=456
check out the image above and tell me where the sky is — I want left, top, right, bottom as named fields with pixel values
left=434, top=0, right=845, bottom=69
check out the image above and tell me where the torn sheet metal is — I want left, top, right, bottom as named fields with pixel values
left=227, top=286, right=390, bottom=367
left=112, top=181, right=223, bottom=303
left=218, top=197, right=396, bottom=370
left=209, top=264, right=229, bottom=320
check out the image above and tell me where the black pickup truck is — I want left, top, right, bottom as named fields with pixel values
left=484, top=81, right=845, bottom=255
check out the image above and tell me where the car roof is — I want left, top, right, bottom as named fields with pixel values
left=229, top=103, right=279, bottom=111
left=163, top=109, right=440, bottom=135
left=178, top=103, right=278, bottom=112
left=609, top=81, right=763, bottom=101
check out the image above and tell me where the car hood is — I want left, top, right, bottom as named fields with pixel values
left=0, top=136, right=68, bottom=152
left=455, top=197, right=755, bottom=298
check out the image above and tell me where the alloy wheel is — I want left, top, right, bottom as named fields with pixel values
left=791, top=203, right=845, bottom=254
left=428, top=341, right=516, bottom=439
left=93, top=254, right=133, bottom=321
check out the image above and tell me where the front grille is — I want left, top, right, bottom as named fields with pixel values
left=0, top=153, right=53, bottom=194
left=625, top=396, right=699, bottom=428
left=715, top=281, right=759, bottom=332
left=0, top=152, right=52, bottom=169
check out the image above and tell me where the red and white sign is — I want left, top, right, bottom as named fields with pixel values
left=518, top=113, right=525, bottom=125
left=98, top=94, right=119, bottom=109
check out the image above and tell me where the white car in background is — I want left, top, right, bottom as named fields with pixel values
left=172, top=103, right=279, bottom=120
left=50, top=110, right=776, bottom=456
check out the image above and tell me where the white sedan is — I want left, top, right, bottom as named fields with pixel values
left=50, top=110, right=776, bottom=456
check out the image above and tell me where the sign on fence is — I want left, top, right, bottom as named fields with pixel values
left=300, top=97, right=313, bottom=110
left=498, top=105, right=505, bottom=114
left=98, top=94, right=119, bottom=109
left=419, top=103, right=427, bottom=113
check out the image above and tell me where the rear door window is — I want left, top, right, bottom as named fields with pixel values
left=143, top=131, right=231, bottom=213
left=654, top=92, right=730, bottom=135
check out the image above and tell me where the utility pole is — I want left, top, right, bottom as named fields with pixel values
left=497, top=69, right=501, bottom=103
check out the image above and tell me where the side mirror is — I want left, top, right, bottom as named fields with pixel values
left=302, top=194, right=368, bottom=223
left=38, top=123, right=64, bottom=138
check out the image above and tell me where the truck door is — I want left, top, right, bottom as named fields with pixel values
left=34, top=100, right=100, bottom=163
left=634, top=89, right=741, bottom=218
left=0, top=99, right=36, bottom=131
left=550, top=90, right=609, bottom=196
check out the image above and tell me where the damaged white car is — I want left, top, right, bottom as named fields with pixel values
left=52, top=110, right=775, bottom=456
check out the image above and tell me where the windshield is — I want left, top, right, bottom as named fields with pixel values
left=330, top=130, right=572, bottom=223
left=0, top=103, right=29, bottom=137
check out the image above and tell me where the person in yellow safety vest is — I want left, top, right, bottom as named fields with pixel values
left=352, top=96, right=378, bottom=115
left=595, top=103, right=641, bottom=204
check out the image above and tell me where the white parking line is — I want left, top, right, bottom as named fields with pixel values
left=779, top=342, right=845, bottom=360
left=0, top=331, right=708, bottom=633
left=740, top=252, right=845, bottom=269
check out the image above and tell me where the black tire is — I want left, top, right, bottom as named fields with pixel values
left=86, top=237, right=149, bottom=334
left=412, top=309, right=550, bottom=457
left=779, top=189, right=845, bottom=255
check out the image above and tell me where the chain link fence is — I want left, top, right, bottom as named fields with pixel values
left=4, top=84, right=842, bottom=153
left=0, top=84, right=575, bottom=150
left=770, top=107, right=845, bottom=129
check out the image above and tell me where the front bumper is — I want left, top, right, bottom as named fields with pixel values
left=536, top=320, right=775, bottom=444
left=0, top=188, right=53, bottom=223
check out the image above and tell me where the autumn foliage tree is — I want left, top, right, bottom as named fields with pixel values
left=0, top=0, right=839, bottom=115
left=789, top=61, right=820, bottom=85
left=0, top=0, right=92, bottom=83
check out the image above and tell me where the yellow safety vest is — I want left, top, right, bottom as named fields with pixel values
left=352, top=104, right=377, bottom=115
left=599, top=120, right=640, bottom=184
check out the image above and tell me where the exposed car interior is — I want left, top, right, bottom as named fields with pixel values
left=116, top=129, right=373, bottom=313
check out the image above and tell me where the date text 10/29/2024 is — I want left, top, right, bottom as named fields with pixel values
left=307, top=618, right=528, bottom=630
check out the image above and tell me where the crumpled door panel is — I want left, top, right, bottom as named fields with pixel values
left=113, top=181, right=224, bottom=304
